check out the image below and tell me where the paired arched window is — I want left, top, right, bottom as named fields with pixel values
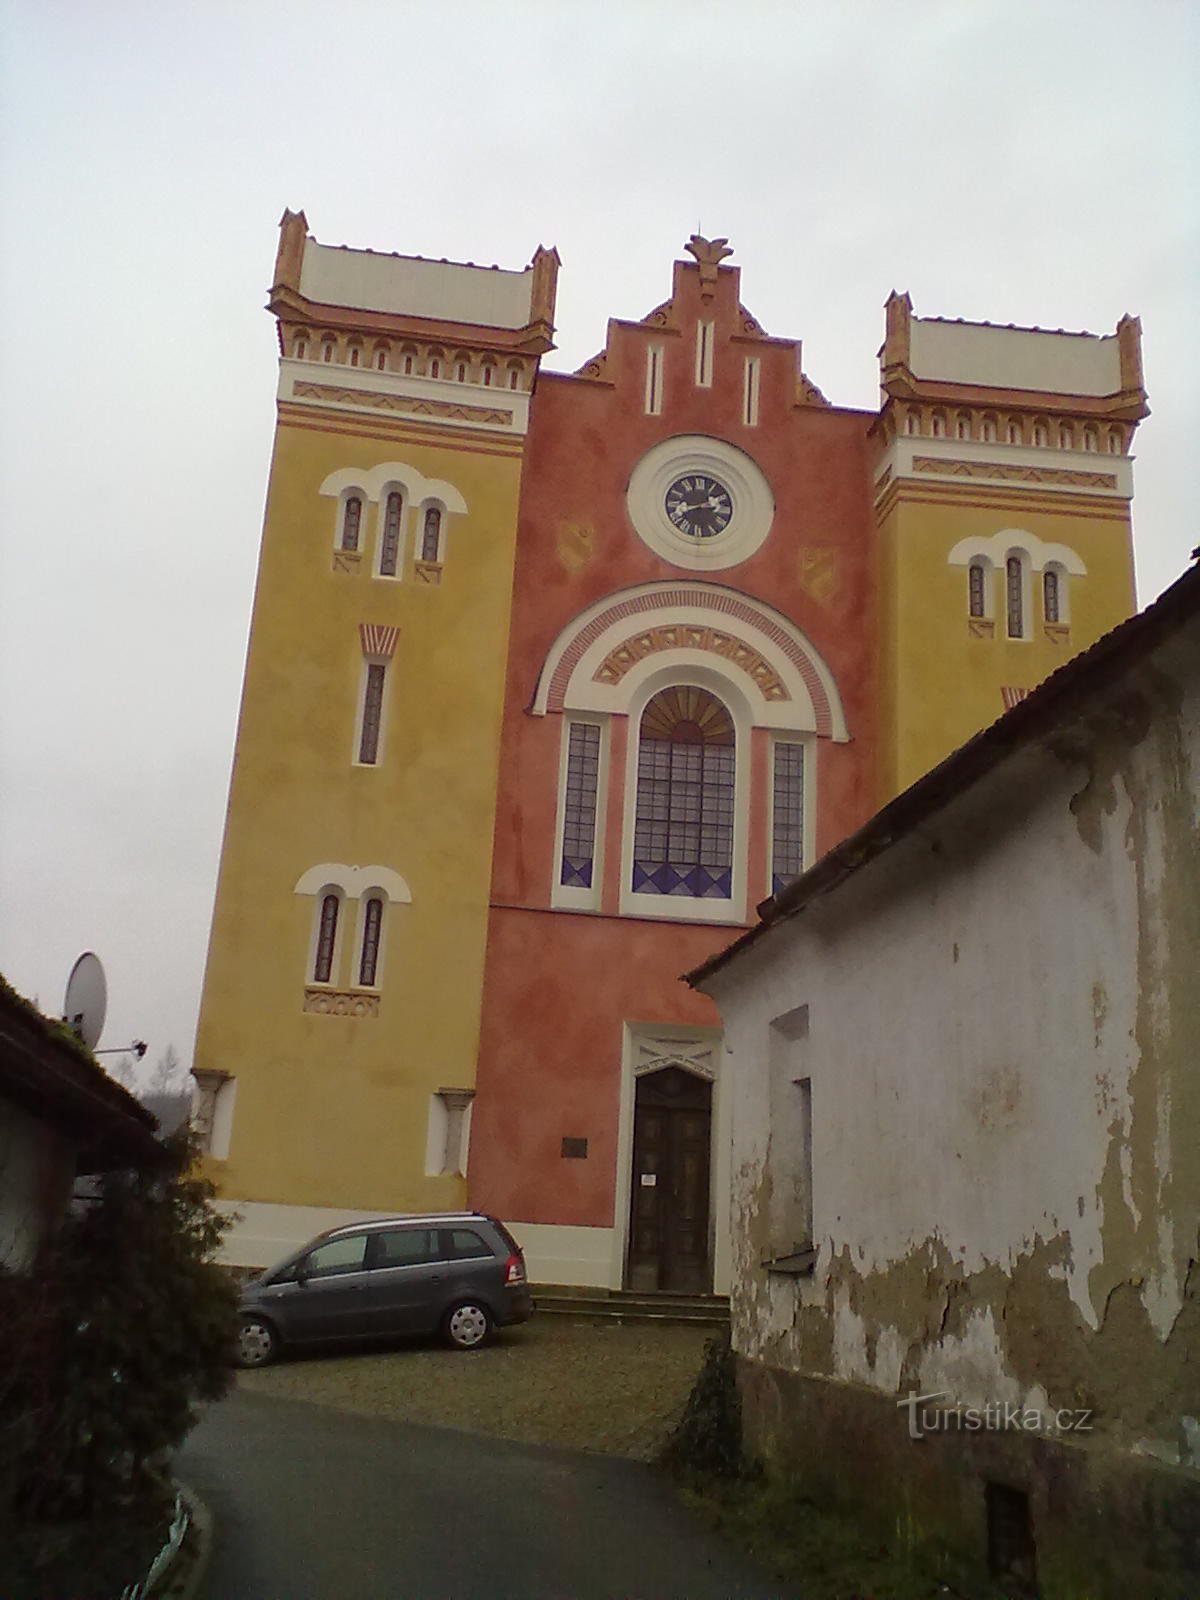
left=421, top=506, right=443, bottom=563
left=379, top=492, right=404, bottom=577
left=340, top=494, right=363, bottom=552
left=968, top=560, right=989, bottom=619
left=313, top=893, right=340, bottom=984
left=1006, top=554, right=1028, bottom=639
left=632, top=686, right=735, bottom=900
left=358, top=896, right=385, bottom=987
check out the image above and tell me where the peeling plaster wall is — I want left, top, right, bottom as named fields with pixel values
left=711, top=623, right=1199, bottom=1468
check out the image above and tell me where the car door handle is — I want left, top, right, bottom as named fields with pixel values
left=430, top=1275, right=442, bottom=1284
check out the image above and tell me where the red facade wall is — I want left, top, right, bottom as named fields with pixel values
left=469, top=253, right=880, bottom=1230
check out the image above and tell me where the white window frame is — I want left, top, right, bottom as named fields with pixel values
left=551, top=715, right=609, bottom=911
left=353, top=659, right=391, bottom=767
left=376, top=484, right=408, bottom=580
left=618, top=666, right=751, bottom=926
left=644, top=343, right=664, bottom=416
left=743, top=357, right=761, bottom=427
left=353, top=890, right=390, bottom=990
left=766, top=734, right=816, bottom=900
left=308, top=887, right=347, bottom=986
left=695, top=320, right=714, bottom=387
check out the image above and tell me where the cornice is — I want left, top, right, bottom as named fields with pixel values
left=267, top=285, right=556, bottom=356
left=880, top=364, right=1149, bottom=422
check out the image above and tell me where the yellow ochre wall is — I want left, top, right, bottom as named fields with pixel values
left=878, top=488, right=1136, bottom=801
left=193, top=412, right=524, bottom=1215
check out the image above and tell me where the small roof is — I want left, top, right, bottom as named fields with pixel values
left=0, top=976, right=165, bottom=1172
left=686, top=560, right=1200, bottom=989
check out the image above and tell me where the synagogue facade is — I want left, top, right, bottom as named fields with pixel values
left=192, top=212, right=1146, bottom=1287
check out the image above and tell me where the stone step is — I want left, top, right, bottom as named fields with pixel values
left=532, top=1286, right=730, bottom=1327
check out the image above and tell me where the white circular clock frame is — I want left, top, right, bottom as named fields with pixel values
left=626, top=434, right=775, bottom=571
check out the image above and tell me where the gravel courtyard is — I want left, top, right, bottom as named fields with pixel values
left=236, top=1316, right=713, bottom=1461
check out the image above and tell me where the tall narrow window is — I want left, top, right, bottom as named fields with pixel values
left=744, top=357, right=761, bottom=427
left=430, top=358, right=441, bottom=379
left=358, top=896, right=384, bottom=986
left=380, top=492, right=403, bottom=577
left=323, top=341, right=334, bottom=363
left=508, top=365, right=520, bottom=390
left=695, top=321, right=714, bottom=387
left=771, top=742, right=806, bottom=894
left=644, top=345, right=663, bottom=415
left=341, top=495, right=362, bottom=552
left=421, top=507, right=442, bottom=563
left=349, top=346, right=360, bottom=368
left=403, top=353, right=414, bottom=376
left=633, top=686, right=734, bottom=899
left=456, top=361, right=467, bottom=383
left=294, top=338, right=307, bottom=360
left=359, top=664, right=387, bottom=764
left=313, top=895, right=339, bottom=983
left=1006, top=556, right=1025, bottom=639
left=968, top=561, right=987, bottom=618
left=376, top=349, right=386, bottom=371
left=560, top=722, right=601, bottom=888
left=1043, top=569, right=1061, bottom=624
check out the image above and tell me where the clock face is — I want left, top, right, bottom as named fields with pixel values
left=664, top=473, right=733, bottom=540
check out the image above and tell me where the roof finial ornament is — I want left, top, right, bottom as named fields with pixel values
left=685, top=234, right=733, bottom=302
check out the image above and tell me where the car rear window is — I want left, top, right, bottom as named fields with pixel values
left=444, top=1228, right=494, bottom=1261
left=487, top=1218, right=523, bottom=1256
left=371, top=1228, right=437, bottom=1268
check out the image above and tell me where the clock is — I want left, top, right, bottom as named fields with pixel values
left=664, top=473, right=733, bottom=540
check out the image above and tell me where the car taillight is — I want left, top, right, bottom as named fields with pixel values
left=504, top=1254, right=526, bottom=1286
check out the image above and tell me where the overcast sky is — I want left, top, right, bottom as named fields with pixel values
left=1, top=0, right=1196, bottom=1077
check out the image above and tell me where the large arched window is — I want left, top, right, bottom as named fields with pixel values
left=632, top=686, right=735, bottom=899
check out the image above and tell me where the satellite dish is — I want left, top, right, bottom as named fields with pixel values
left=63, top=952, right=107, bottom=1050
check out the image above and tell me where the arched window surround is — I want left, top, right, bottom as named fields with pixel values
left=308, top=887, right=346, bottom=986
left=333, top=486, right=368, bottom=553
left=418, top=500, right=446, bottom=565
left=294, top=865, right=412, bottom=995
left=1005, top=549, right=1031, bottom=641
left=618, top=664, right=756, bottom=926
left=354, top=889, right=390, bottom=988
left=376, top=483, right=407, bottom=579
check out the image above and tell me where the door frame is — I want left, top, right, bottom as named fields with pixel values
left=612, top=1023, right=728, bottom=1295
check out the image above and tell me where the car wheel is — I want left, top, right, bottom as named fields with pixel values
left=236, top=1315, right=279, bottom=1368
left=442, top=1301, right=492, bottom=1351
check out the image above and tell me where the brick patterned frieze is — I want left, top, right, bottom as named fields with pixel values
left=593, top=624, right=790, bottom=701
left=912, top=456, right=1117, bottom=490
left=293, top=380, right=513, bottom=427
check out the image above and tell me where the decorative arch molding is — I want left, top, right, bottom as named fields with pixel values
left=294, top=863, right=413, bottom=902
left=532, top=582, right=848, bottom=741
left=948, top=529, right=1087, bottom=576
left=319, top=463, right=468, bottom=516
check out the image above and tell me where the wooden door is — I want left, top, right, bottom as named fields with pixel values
left=627, top=1067, right=712, bottom=1294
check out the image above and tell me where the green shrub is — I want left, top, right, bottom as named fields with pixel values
left=659, top=1331, right=751, bottom=1480
left=0, top=1130, right=238, bottom=1518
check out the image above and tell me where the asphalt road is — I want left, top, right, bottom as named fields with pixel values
left=178, top=1388, right=790, bottom=1600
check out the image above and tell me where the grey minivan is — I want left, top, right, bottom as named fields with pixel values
left=235, top=1212, right=533, bottom=1366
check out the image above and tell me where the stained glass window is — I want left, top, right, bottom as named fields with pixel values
left=633, top=686, right=734, bottom=899
left=359, top=664, right=386, bottom=765
left=771, top=743, right=805, bottom=895
left=560, top=722, right=601, bottom=889
left=968, top=562, right=986, bottom=618
left=1006, top=556, right=1025, bottom=639
left=314, top=894, right=339, bottom=983
left=341, top=495, right=362, bottom=553
left=380, top=492, right=403, bottom=577
left=359, top=896, right=383, bottom=986
left=1043, top=569, right=1060, bottom=624
left=421, top=507, right=442, bottom=563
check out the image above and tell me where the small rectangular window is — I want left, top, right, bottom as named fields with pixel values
left=743, top=358, right=760, bottom=427
left=644, top=344, right=664, bottom=415
left=560, top=722, right=601, bottom=888
left=446, top=1229, right=493, bottom=1260
left=695, top=321, right=714, bottom=387
left=358, top=664, right=387, bottom=765
left=771, top=742, right=806, bottom=894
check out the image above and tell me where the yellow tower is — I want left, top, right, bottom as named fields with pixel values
left=192, top=211, right=557, bottom=1264
left=873, top=293, right=1147, bottom=800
